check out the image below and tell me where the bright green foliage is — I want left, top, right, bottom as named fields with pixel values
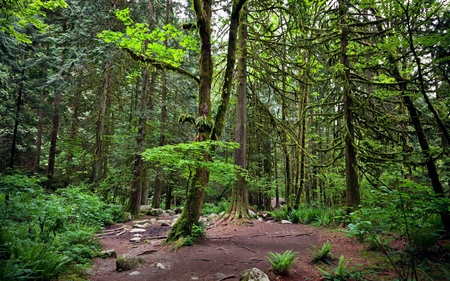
left=266, top=249, right=299, bottom=276
left=268, top=206, right=289, bottom=221
left=0, top=175, right=122, bottom=280
left=202, top=201, right=229, bottom=216
left=310, top=241, right=333, bottom=264
left=285, top=205, right=342, bottom=226
left=0, top=0, right=67, bottom=43
left=98, top=8, right=198, bottom=67
left=5, top=239, right=71, bottom=281
left=191, top=223, right=206, bottom=238
left=142, top=141, right=240, bottom=188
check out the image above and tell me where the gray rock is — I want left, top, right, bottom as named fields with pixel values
left=130, top=237, right=141, bottom=243
left=99, top=249, right=117, bottom=258
left=139, top=205, right=151, bottom=211
left=134, top=223, right=150, bottom=228
left=281, top=220, right=292, bottom=224
left=116, top=253, right=146, bottom=271
left=158, top=220, right=172, bottom=226
left=174, top=207, right=183, bottom=214
left=240, top=268, right=269, bottom=281
left=129, top=271, right=140, bottom=276
left=207, top=213, right=219, bottom=221
left=214, top=272, right=226, bottom=279
left=156, top=262, right=166, bottom=270
left=130, top=228, right=146, bottom=233
left=146, top=208, right=163, bottom=216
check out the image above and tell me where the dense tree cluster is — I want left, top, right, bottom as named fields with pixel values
left=1, top=0, right=449, bottom=240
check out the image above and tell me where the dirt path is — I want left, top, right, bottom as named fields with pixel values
left=89, top=217, right=393, bottom=281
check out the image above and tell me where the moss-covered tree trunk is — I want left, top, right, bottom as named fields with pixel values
left=340, top=0, right=360, bottom=212
left=225, top=5, right=248, bottom=220
left=166, top=0, right=213, bottom=243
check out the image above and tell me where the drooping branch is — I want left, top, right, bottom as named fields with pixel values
left=125, top=49, right=200, bottom=84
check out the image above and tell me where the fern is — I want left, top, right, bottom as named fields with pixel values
left=266, top=249, right=299, bottom=276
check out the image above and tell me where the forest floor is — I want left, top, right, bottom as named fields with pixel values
left=89, top=215, right=395, bottom=281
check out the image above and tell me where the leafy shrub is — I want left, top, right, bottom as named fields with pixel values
left=310, top=241, right=333, bottom=264
left=286, top=205, right=338, bottom=226
left=3, top=239, right=71, bottom=281
left=191, top=224, right=206, bottom=238
left=202, top=200, right=229, bottom=216
left=266, top=249, right=299, bottom=276
left=269, top=206, right=289, bottom=221
left=0, top=176, right=120, bottom=280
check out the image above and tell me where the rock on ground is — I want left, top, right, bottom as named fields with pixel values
left=116, top=253, right=146, bottom=271
left=240, top=268, right=269, bottom=281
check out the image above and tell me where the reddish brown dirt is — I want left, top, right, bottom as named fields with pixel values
left=89, top=217, right=394, bottom=281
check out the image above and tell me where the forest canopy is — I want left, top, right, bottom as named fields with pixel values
left=1, top=0, right=450, bottom=280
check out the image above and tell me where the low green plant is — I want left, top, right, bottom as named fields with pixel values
left=310, top=241, right=333, bottom=264
left=317, top=255, right=351, bottom=280
left=266, top=249, right=299, bottom=276
left=202, top=201, right=229, bottom=216
left=269, top=206, right=289, bottom=221
left=191, top=224, right=206, bottom=238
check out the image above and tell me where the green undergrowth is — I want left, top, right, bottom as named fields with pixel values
left=269, top=204, right=344, bottom=227
left=0, top=174, right=124, bottom=281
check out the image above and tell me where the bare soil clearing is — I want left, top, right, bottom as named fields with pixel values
left=89, top=217, right=393, bottom=281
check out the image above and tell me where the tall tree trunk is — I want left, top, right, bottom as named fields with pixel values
left=167, top=0, right=247, bottom=243
left=340, top=0, right=360, bottom=211
left=90, top=62, right=112, bottom=185
left=46, top=19, right=67, bottom=190
left=225, top=5, right=248, bottom=220
left=128, top=0, right=154, bottom=214
left=403, top=6, right=450, bottom=146
left=34, top=88, right=45, bottom=172
left=295, top=82, right=308, bottom=208
left=152, top=0, right=170, bottom=209
left=128, top=64, right=149, bottom=215
left=167, top=0, right=213, bottom=243
left=9, top=70, right=24, bottom=169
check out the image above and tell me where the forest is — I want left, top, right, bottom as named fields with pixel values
left=1, top=0, right=449, bottom=280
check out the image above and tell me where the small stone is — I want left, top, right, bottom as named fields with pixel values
left=133, top=234, right=142, bottom=237
left=240, top=268, right=269, bottom=281
left=116, top=253, right=146, bottom=271
left=214, top=272, right=226, bottom=279
left=130, top=228, right=146, bottom=233
left=207, top=213, right=219, bottom=221
left=134, top=223, right=150, bottom=228
left=281, top=220, right=292, bottom=224
left=130, top=237, right=141, bottom=243
left=139, top=205, right=151, bottom=211
left=99, top=249, right=117, bottom=258
left=156, top=263, right=166, bottom=270
left=129, top=271, right=140, bottom=276
left=150, top=218, right=157, bottom=224
left=191, top=277, right=199, bottom=280
left=158, top=220, right=172, bottom=226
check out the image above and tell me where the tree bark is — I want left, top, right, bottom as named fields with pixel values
left=90, top=62, right=112, bottom=185
left=340, top=0, right=360, bottom=211
left=211, top=0, right=248, bottom=141
left=166, top=0, right=213, bottom=243
left=9, top=70, right=24, bottom=170
left=152, top=0, right=170, bottom=209
left=225, top=4, right=248, bottom=220
left=34, top=88, right=45, bottom=172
